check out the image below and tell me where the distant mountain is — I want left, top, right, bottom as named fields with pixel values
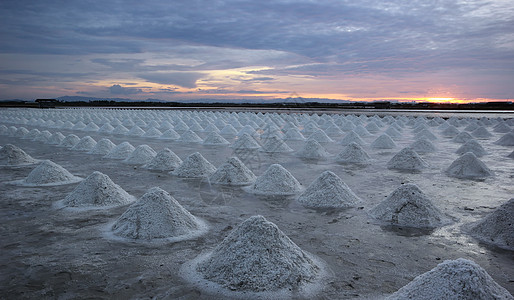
left=54, top=96, right=355, bottom=104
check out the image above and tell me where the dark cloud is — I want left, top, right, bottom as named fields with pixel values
left=138, top=72, right=204, bottom=88
left=108, top=84, right=142, bottom=95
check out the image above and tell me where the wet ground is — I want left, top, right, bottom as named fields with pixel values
left=0, top=109, right=513, bottom=299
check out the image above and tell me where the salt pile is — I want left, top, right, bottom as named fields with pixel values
left=283, top=128, right=306, bottom=141
left=21, top=160, right=82, bottom=186
left=181, top=215, right=327, bottom=298
left=452, top=131, right=474, bottom=143
left=246, top=164, right=303, bottom=195
left=371, top=134, right=397, bottom=149
left=416, top=129, right=437, bottom=141
left=296, top=139, right=330, bottom=159
left=354, top=125, right=371, bottom=137
left=98, top=123, right=114, bottom=133
left=143, top=148, right=182, bottom=171
left=445, top=152, right=493, bottom=179
left=111, top=124, right=129, bottom=135
left=494, top=132, right=514, bottom=146
left=0, top=144, right=38, bottom=166
left=441, top=125, right=460, bottom=137
left=410, top=138, right=436, bottom=153
left=142, top=127, right=162, bottom=138
left=369, top=184, right=450, bottom=228
left=88, top=138, right=116, bottom=155
left=47, top=132, right=65, bottom=145
left=298, top=171, right=360, bottom=209
left=336, top=142, right=371, bottom=164
left=385, top=258, right=513, bottom=300
left=23, top=128, right=40, bottom=140
left=308, top=129, right=334, bottom=143
left=219, top=124, right=238, bottom=136
left=209, top=157, right=256, bottom=186
left=58, top=134, right=80, bottom=148
left=365, top=122, right=380, bottom=133
left=159, top=128, right=180, bottom=140
left=231, top=133, right=261, bottom=150
left=127, top=125, right=145, bottom=136
left=493, top=122, right=511, bottom=133
left=203, top=131, right=230, bottom=145
left=104, top=142, right=135, bottom=160
left=59, top=171, right=135, bottom=209
left=71, top=136, right=97, bottom=152
left=469, top=198, right=514, bottom=251
left=260, top=136, right=293, bottom=153
left=111, top=187, right=207, bottom=241
left=173, top=152, right=216, bottom=178
left=384, top=127, right=401, bottom=139
left=471, top=126, right=493, bottom=139
left=340, top=131, right=365, bottom=145
left=14, top=127, right=29, bottom=138
left=177, top=130, right=203, bottom=143
left=387, top=148, right=428, bottom=171
left=456, top=139, right=488, bottom=157
left=123, top=144, right=156, bottom=165
left=508, top=150, right=514, bottom=159
left=33, top=130, right=52, bottom=143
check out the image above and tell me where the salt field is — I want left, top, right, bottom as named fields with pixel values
left=0, top=107, right=513, bottom=299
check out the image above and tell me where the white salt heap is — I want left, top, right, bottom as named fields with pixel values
left=209, top=157, right=256, bottom=186
left=445, top=152, right=493, bottom=179
left=260, top=136, right=293, bottom=153
left=142, top=127, right=162, bottom=138
left=160, top=128, right=180, bottom=140
left=33, top=130, right=52, bottom=143
left=494, top=132, right=514, bottom=146
left=173, top=152, right=217, bottom=178
left=182, top=215, right=327, bottom=298
left=441, top=125, right=460, bottom=137
left=219, top=124, right=238, bottom=136
left=452, top=131, right=474, bottom=143
left=385, top=258, right=513, bottom=300
left=123, top=144, right=156, bottom=165
left=336, top=142, right=371, bottom=164
left=508, top=150, right=514, bottom=159
left=104, top=141, right=135, bottom=160
left=456, top=139, right=488, bottom=157
left=60, top=171, right=135, bottom=208
left=296, top=139, right=330, bottom=159
left=143, top=148, right=182, bottom=171
left=387, top=148, right=428, bottom=171
left=14, top=127, right=29, bottom=138
left=22, top=160, right=82, bottom=186
left=127, top=125, right=145, bottom=136
left=71, top=136, right=97, bottom=151
left=298, top=171, right=360, bottom=209
left=369, top=184, right=450, bottom=228
left=111, top=125, right=129, bottom=135
left=283, top=128, right=306, bottom=141
left=0, top=144, right=38, bottom=166
left=59, top=134, right=80, bottom=148
left=88, top=138, right=116, bottom=155
left=308, top=129, right=334, bottom=143
left=203, top=131, right=230, bottom=145
left=371, top=134, right=397, bottom=149
left=111, top=187, right=207, bottom=241
left=47, top=132, right=65, bottom=145
left=246, top=164, right=303, bottom=195
left=469, top=198, right=514, bottom=251
left=177, top=130, right=203, bottom=143
left=472, top=126, right=493, bottom=139
left=410, top=138, right=436, bottom=153
left=340, top=131, right=365, bottom=145
left=230, top=133, right=261, bottom=150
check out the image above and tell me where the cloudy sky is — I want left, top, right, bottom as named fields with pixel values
left=1, top=0, right=513, bottom=102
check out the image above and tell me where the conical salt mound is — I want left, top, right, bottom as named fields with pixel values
left=61, top=171, right=135, bottom=208
left=387, top=148, right=428, bottom=171
left=441, top=125, right=460, bottom=137
left=456, top=139, right=488, bottom=157
left=336, top=142, right=371, bottom=164
left=71, top=136, right=97, bottom=151
left=104, top=142, right=135, bottom=160
left=410, top=138, right=436, bottom=153
left=354, top=125, right=371, bottom=137
left=298, top=171, right=360, bottom=209
left=369, top=184, right=449, bottom=228
left=203, top=131, right=230, bottom=145
left=111, top=124, right=129, bottom=135
left=296, top=139, right=330, bottom=160
left=88, top=138, right=116, bottom=155
left=59, top=134, right=80, bottom=148
left=494, top=132, right=514, bottom=146
left=230, top=133, right=261, bottom=150
left=445, top=152, right=493, bottom=179
left=340, top=131, right=365, bottom=146
left=247, top=164, right=303, bottom=195
left=47, top=132, right=65, bottom=145
left=416, top=128, right=437, bottom=141
left=472, top=126, right=493, bottom=139
left=260, top=136, right=293, bottom=153
left=22, top=160, right=81, bottom=186
left=173, top=152, right=216, bottom=178
left=178, top=130, right=203, bottom=143
left=160, top=128, right=180, bottom=140
left=371, top=134, right=397, bottom=149
left=385, top=258, right=513, bottom=300
left=209, top=157, right=256, bottom=186
left=508, top=150, right=514, bottom=159
left=127, top=125, right=145, bottom=136
left=283, top=128, right=306, bottom=141
left=493, top=122, right=511, bottom=133
left=123, top=144, right=156, bottom=164
left=98, top=123, right=114, bottom=133
left=452, top=131, right=474, bottom=143
left=308, top=129, right=334, bottom=143
left=220, top=124, right=238, bottom=136
left=0, top=144, right=38, bottom=166
left=143, top=148, right=182, bottom=171
left=469, top=198, right=514, bottom=251
left=183, top=215, right=326, bottom=297
left=111, top=187, right=207, bottom=241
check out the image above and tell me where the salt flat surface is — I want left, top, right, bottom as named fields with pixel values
left=0, top=108, right=513, bottom=299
